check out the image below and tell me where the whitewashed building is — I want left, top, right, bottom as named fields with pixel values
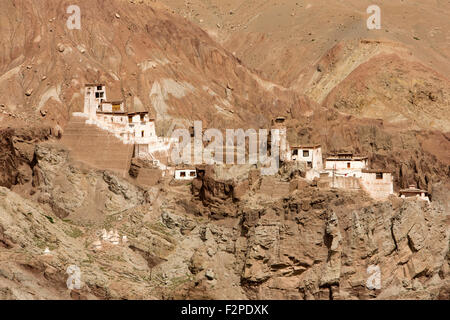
left=360, top=169, right=394, bottom=200
left=174, top=168, right=197, bottom=180
left=325, top=153, right=369, bottom=178
left=290, top=145, right=323, bottom=169
left=75, top=84, right=176, bottom=166
left=399, top=185, right=430, bottom=202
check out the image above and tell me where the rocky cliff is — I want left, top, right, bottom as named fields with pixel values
left=0, top=151, right=448, bottom=299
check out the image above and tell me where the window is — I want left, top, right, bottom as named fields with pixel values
left=190, top=171, right=196, bottom=177
left=376, top=173, right=383, bottom=179
left=347, top=162, right=351, bottom=168
left=307, top=162, right=312, bottom=168
left=128, top=116, right=132, bottom=123
left=141, top=131, right=144, bottom=137
left=180, top=171, right=186, bottom=177
left=95, top=92, right=100, bottom=98
left=292, top=149, right=298, bottom=156
left=140, top=114, right=144, bottom=121
left=97, top=86, right=102, bottom=90
left=303, top=150, right=310, bottom=157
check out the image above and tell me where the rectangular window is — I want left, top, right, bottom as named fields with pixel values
left=303, top=150, right=309, bottom=157
left=376, top=173, right=383, bottom=179
left=190, top=171, right=196, bottom=177
left=292, top=149, right=298, bottom=156
left=128, top=116, right=132, bottom=123
left=307, top=162, right=312, bottom=168
left=97, top=86, right=102, bottom=90
left=347, top=162, right=351, bottom=168
left=95, top=92, right=100, bottom=98
left=141, top=131, right=144, bottom=137
left=180, top=171, right=186, bottom=177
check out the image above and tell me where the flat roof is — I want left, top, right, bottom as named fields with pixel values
left=101, top=100, right=123, bottom=104
left=128, top=111, right=149, bottom=115
left=326, top=156, right=368, bottom=161
left=291, top=144, right=321, bottom=149
left=362, top=169, right=393, bottom=174
left=399, top=188, right=427, bottom=194
left=85, top=83, right=105, bottom=87
left=97, top=111, right=127, bottom=115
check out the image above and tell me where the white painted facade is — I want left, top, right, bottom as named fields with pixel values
left=399, top=185, right=430, bottom=202
left=76, top=84, right=177, bottom=168
left=325, top=154, right=368, bottom=178
left=286, top=145, right=324, bottom=181
left=290, top=146, right=323, bottom=169
left=360, top=170, right=394, bottom=200
left=174, top=169, right=197, bottom=180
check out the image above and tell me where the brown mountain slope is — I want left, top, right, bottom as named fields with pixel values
left=317, top=42, right=450, bottom=132
left=159, top=0, right=450, bottom=132
left=0, top=0, right=307, bottom=132
left=159, top=0, right=450, bottom=87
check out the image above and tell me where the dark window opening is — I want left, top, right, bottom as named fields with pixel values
left=307, top=162, right=313, bottom=168
left=376, top=173, right=383, bottom=179
left=97, top=86, right=102, bottom=90
left=189, top=171, right=196, bottom=177
left=141, top=131, right=144, bottom=137
left=180, top=171, right=186, bottom=177
left=128, top=116, right=132, bottom=123
left=292, top=149, right=298, bottom=156
left=140, top=114, right=145, bottom=121
left=303, top=150, right=310, bottom=157
left=347, top=162, right=351, bottom=168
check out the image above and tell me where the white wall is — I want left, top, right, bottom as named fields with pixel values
left=84, top=85, right=106, bottom=120
left=313, top=148, right=323, bottom=169
left=360, top=172, right=393, bottom=200
left=291, top=147, right=323, bottom=170
left=174, top=169, right=197, bottom=180
left=325, top=159, right=368, bottom=170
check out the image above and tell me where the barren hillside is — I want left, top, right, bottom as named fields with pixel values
left=160, top=0, right=450, bottom=131
left=0, top=0, right=448, bottom=301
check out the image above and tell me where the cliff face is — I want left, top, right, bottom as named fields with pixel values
left=0, top=0, right=449, bottom=300
left=0, top=0, right=303, bottom=132
left=0, top=150, right=448, bottom=300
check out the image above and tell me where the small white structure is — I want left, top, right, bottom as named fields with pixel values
left=101, top=229, right=109, bottom=241
left=92, top=240, right=102, bottom=251
left=110, top=230, right=120, bottom=245
left=43, top=247, right=51, bottom=255
left=325, top=153, right=368, bottom=178
left=399, top=185, right=430, bottom=202
left=174, top=168, right=197, bottom=180
left=360, top=169, right=394, bottom=200
left=290, top=144, right=323, bottom=169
